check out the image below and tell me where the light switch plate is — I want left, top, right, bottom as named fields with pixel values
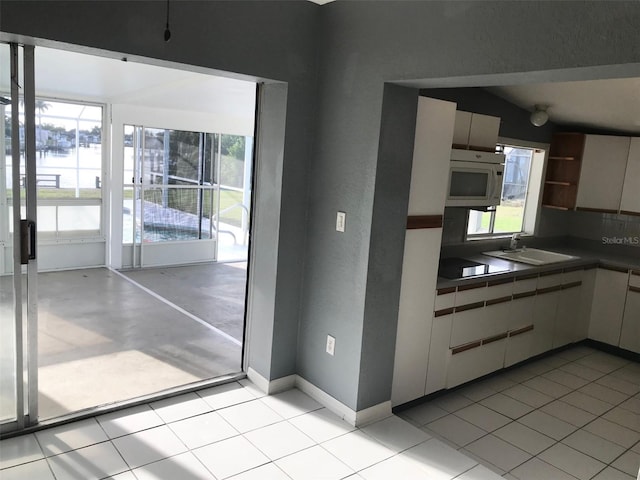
left=326, top=335, right=335, bottom=355
left=336, top=212, right=346, bottom=232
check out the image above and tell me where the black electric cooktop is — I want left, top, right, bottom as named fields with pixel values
left=438, top=257, right=509, bottom=280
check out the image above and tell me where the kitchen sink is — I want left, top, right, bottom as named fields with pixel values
left=482, top=248, right=579, bottom=266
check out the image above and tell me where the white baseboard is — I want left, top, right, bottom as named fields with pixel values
left=353, top=399, right=393, bottom=427
left=245, top=369, right=391, bottom=427
left=269, top=374, right=297, bottom=394
left=246, top=367, right=270, bottom=393
left=295, top=375, right=391, bottom=427
left=246, top=367, right=296, bottom=395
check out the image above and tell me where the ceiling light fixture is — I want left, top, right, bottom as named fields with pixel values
left=530, top=104, right=549, bottom=127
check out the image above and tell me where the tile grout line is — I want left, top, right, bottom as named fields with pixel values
left=526, top=357, right=640, bottom=477
left=506, top=359, right=637, bottom=477
left=409, top=349, right=639, bottom=480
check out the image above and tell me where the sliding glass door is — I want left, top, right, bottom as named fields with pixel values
left=123, top=125, right=252, bottom=267
left=1, top=42, right=39, bottom=433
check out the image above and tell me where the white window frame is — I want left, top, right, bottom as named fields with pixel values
left=465, top=137, right=549, bottom=241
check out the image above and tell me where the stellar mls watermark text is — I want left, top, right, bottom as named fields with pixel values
left=602, top=236, right=640, bottom=245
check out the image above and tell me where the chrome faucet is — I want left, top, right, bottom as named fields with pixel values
left=510, top=233, right=522, bottom=250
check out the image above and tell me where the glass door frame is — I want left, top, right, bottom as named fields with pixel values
left=124, top=125, right=220, bottom=269
left=1, top=42, right=39, bottom=435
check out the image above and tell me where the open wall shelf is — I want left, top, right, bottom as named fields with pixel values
left=542, top=133, right=585, bottom=210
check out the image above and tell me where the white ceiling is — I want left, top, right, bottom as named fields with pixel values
left=488, top=78, right=640, bottom=135
left=0, top=46, right=256, bottom=128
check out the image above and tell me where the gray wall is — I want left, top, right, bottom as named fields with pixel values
left=3, top=1, right=640, bottom=413
left=300, top=1, right=640, bottom=411
left=0, top=0, right=320, bottom=383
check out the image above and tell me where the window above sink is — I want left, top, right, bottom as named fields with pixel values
left=466, top=140, right=547, bottom=241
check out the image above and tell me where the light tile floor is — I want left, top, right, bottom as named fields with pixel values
left=1, top=379, right=501, bottom=480
left=399, top=345, right=640, bottom=480
left=0, top=346, right=638, bottom=480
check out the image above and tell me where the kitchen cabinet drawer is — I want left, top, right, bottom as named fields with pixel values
left=619, top=285, right=640, bottom=353
left=561, top=268, right=584, bottom=285
left=450, top=299, right=510, bottom=348
left=447, top=337, right=507, bottom=389
left=435, top=287, right=456, bottom=310
left=455, top=281, right=487, bottom=305
left=537, top=271, right=563, bottom=289
left=486, top=278, right=514, bottom=299
left=513, top=275, right=538, bottom=295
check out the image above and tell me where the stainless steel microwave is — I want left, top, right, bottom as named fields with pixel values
left=446, top=149, right=505, bottom=207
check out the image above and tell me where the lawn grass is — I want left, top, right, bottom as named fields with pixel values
left=218, top=189, right=245, bottom=227
left=477, top=204, right=524, bottom=234
left=8, top=188, right=103, bottom=200
left=494, top=204, right=524, bottom=233
left=6, top=187, right=248, bottom=227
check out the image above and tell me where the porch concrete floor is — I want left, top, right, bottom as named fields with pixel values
left=1, top=262, right=245, bottom=421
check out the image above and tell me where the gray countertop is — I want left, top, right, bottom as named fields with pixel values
left=436, top=243, right=640, bottom=289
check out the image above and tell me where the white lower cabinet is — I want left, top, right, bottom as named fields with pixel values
left=505, top=292, right=535, bottom=367
left=391, top=229, right=442, bottom=406
left=553, top=269, right=586, bottom=348
left=450, top=300, right=510, bottom=349
left=588, top=267, right=629, bottom=346
left=397, top=261, right=634, bottom=407
left=447, top=337, right=507, bottom=389
left=425, top=311, right=452, bottom=395
left=505, top=276, right=537, bottom=367
left=446, top=279, right=512, bottom=389
left=578, top=268, right=597, bottom=340
left=619, top=272, right=640, bottom=353
left=531, top=273, right=563, bottom=356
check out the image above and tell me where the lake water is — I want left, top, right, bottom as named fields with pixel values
left=5, top=145, right=103, bottom=190
left=4, top=145, right=248, bottom=261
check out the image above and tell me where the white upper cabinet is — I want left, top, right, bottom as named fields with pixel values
left=620, top=137, right=640, bottom=214
left=452, top=111, right=500, bottom=152
left=576, top=135, right=631, bottom=212
left=407, top=97, right=458, bottom=215
left=452, top=110, right=472, bottom=147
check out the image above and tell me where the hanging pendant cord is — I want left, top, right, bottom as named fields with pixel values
left=164, top=0, right=171, bottom=42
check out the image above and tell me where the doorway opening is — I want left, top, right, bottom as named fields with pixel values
left=1, top=43, right=257, bottom=429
